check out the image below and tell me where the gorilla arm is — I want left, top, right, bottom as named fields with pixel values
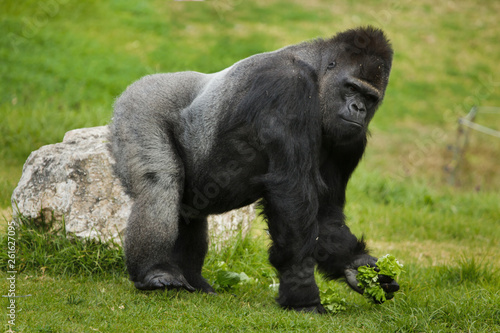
left=232, top=55, right=329, bottom=312
left=314, top=145, right=400, bottom=301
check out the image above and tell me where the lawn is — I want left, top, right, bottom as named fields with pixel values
left=1, top=0, right=499, bottom=332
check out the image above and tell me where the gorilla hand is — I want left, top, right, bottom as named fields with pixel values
left=377, top=274, right=400, bottom=300
left=344, top=254, right=400, bottom=303
left=344, top=254, right=377, bottom=294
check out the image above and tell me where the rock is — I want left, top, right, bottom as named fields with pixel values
left=11, top=126, right=255, bottom=246
left=209, top=205, right=255, bottom=251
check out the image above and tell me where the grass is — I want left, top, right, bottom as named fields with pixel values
left=1, top=200, right=499, bottom=332
left=1, top=0, right=499, bottom=332
left=3, top=274, right=497, bottom=332
left=0, top=214, right=125, bottom=276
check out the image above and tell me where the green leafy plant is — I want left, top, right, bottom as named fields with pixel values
left=215, top=270, right=250, bottom=288
left=357, top=254, right=403, bottom=303
left=213, top=261, right=251, bottom=290
left=320, top=287, right=347, bottom=314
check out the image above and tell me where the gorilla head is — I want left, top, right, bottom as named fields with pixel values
left=110, top=26, right=396, bottom=314
left=320, top=27, right=392, bottom=143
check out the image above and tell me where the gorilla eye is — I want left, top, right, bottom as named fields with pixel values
left=346, top=84, right=357, bottom=94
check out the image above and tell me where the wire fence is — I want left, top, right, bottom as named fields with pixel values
left=446, top=106, right=500, bottom=186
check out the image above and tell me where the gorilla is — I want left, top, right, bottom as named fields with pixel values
left=110, top=26, right=398, bottom=313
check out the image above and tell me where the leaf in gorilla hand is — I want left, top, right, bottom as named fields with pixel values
left=357, top=254, right=403, bottom=303
left=376, top=254, right=404, bottom=278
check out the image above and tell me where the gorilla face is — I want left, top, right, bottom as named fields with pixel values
left=321, top=55, right=388, bottom=145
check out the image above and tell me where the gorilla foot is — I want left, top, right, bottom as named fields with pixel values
left=134, top=271, right=196, bottom=292
left=187, top=276, right=216, bottom=294
left=196, top=282, right=216, bottom=294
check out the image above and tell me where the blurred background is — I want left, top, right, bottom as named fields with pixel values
left=1, top=0, right=499, bottom=209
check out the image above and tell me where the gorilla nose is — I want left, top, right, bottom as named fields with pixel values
left=349, top=102, right=366, bottom=113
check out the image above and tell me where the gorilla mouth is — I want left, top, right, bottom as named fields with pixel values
left=339, top=116, right=363, bottom=128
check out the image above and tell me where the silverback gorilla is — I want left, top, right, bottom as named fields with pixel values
left=110, top=26, right=398, bottom=313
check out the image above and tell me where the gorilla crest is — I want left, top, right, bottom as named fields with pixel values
left=110, top=26, right=398, bottom=313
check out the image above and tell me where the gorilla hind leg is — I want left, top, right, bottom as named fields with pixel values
left=125, top=190, right=196, bottom=292
left=116, top=128, right=195, bottom=291
left=173, top=217, right=215, bottom=293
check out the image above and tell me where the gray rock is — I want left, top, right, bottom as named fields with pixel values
left=11, top=126, right=254, bottom=246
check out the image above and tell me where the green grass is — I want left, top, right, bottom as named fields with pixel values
left=1, top=201, right=499, bottom=332
left=0, top=214, right=125, bottom=276
left=1, top=0, right=500, bottom=331
left=2, top=272, right=498, bottom=332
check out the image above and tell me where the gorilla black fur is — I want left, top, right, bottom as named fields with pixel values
left=110, top=26, right=398, bottom=313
